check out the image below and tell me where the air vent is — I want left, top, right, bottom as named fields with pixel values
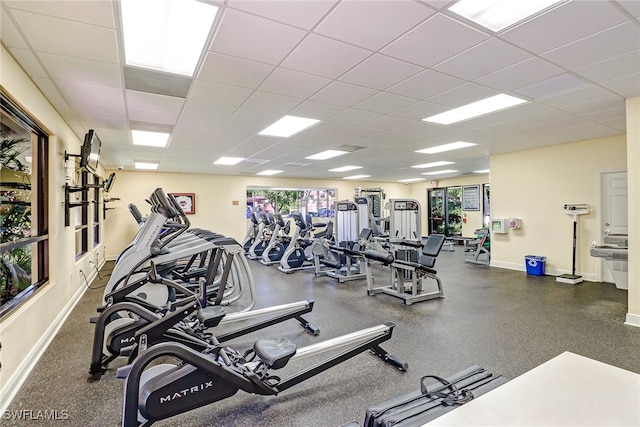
left=242, top=158, right=269, bottom=165
left=336, top=145, right=366, bottom=152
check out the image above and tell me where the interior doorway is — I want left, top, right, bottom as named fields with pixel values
left=428, top=187, right=462, bottom=236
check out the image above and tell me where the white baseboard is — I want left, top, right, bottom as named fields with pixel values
left=625, top=313, right=640, bottom=328
left=489, top=260, right=597, bottom=281
left=0, top=271, right=95, bottom=412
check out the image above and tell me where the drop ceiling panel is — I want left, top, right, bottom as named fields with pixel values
left=386, top=69, right=466, bottom=100
left=188, top=80, right=252, bottom=106
left=382, top=14, right=488, bottom=68
left=242, top=91, right=302, bottom=114
left=198, top=52, right=274, bottom=89
left=617, top=0, right=640, bottom=17
left=542, top=22, right=640, bottom=70
left=226, top=0, right=337, bottom=30
left=5, top=0, right=115, bottom=27
left=576, top=50, right=640, bottom=83
left=310, top=81, right=377, bottom=107
left=390, top=101, right=449, bottom=120
left=328, top=109, right=382, bottom=126
left=599, top=73, right=640, bottom=98
left=353, top=92, right=418, bottom=114
left=288, top=101, right=345, bottom=120
left=433, top=38, right=532, bottom=81
left=177, top=100, right=236, bottom=132
left=210, top=9, right=307, bottom=65
left=11, top=9, right=119, bottom=63
left=125, top=90, right=185, bottom=121
left=426, top=83, right=500, bottom=108
left=64, top=101, right=126, bottom=121
left=475, top=57, right=564, bottom=93
left=362, top=115, right=417, bottom=131
left=32, top=78, right=63, bottom=100
left=1, top=11, right=29, bottom=49
left=259, top=68, right=331, bottom=99
left=558, top=121, right=622, bottom=140
left=39, top=52, right=123, bottom=88
left=538, top=85, right=621, bottom=109
left=500, top=1, right=629, bottom=55
left=315, top=0, right=434, bottom=51
left=7, top=48, right=48, bottom=78
left=339, top=54, right=423, bottom=91
left=57, top=81, right=125, bottom=108
left=231, top=108, right=282, bottom=126
left=281, top=34, right=372, bottom=79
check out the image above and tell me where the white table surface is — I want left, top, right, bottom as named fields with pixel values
left=424, top=351, right=640, bottom=426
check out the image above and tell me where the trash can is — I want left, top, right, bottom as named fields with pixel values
left=525, top=255, right=546, bottom=276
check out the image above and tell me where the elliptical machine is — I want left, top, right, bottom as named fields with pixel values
left=260, top=212, right=291, bottom=266
left=247, top=212, right=273, bottom=260
left=241, top=211, right=260, bottom=253
left=277, top=212, right=316, bottom=273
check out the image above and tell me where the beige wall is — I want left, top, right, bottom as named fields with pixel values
left=103, top=172, right=411, bottom=259
left=489, top=135, right=627, bottom=279
left=626, top=97, right=639, bottom=325
left=0, top=46, right=106, bottom=408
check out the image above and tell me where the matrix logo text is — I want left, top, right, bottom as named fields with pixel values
left=3, top=409, right=69, bottom=421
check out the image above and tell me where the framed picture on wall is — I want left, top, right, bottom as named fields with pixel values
left=462, top=185, right=480, bottom=211
left=170, top=193, right=196, bottom=215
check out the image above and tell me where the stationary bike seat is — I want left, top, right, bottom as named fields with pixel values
left=253, top=337, right=297, bottom=369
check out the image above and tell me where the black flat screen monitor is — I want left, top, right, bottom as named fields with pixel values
left=103, top=172, right=116, bottom=192
left=80, top=129, right=101, bottom=172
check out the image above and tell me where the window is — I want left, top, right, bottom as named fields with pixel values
left=74, top=170, right=89, bottom=258
left=1, top=92, right=49, bottom=316
left=246, top=187, right=336, bottom=220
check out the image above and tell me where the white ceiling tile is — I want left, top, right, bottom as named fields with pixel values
left=561, top=96, right=624, bottom=117
left=542, top=22, right=640, bottom=70
left=5, top=0, right=115, bottom=27
left=353, top=92, right=418, bottom=114
left=617, top=0, right=640, bottom=17
left=189, top=80, right=252, bottom=106
left=259, top=68, right=331, bottom=99
left=513, top=74, right=590, bottom=100
left=39, top=52, right=122, bottom=88
left=288, top=101, right=344, bottom=120
left=426, top=83, right=500, bottom=108
left=389, top=101, right=449, bottom=120
left=32, top=77, right=63, bottom=99
left=387, top=69, right=466, bottom=100
left=209, top=130, right=254, bottom=146
left=433, top=38, right=531, bottom=81
left=281, top=34, right=372, bottom=79
left=7, top=48, right=48, bottom=78
left=11, top=9, right=118, bottom=63
left=361, top=115, right=417, bottom=131
left=339, top=54, right=423, bottom=91
left=382, top=13, right=488, bottom=68
left=227, top=0, right=337, bottom=30
left=209, top=9, right=307, bottom=66
left=558, top=121, right=622, bottom=140
left=231, top=108, right=282, bottom=126
left=177, top=99, right=236, bottom=131
left=242, top=91, right=302, bottom=113
left=56, top=81, right=124, bottom=108
left=315, top=0, right=434, bottom=51
left=418, top=0, right=456, bottom=10
left=1, top=10, right=29, bottom=49
left=219, top=119, right=266, bottom=134
left=576, top=50, right=640, bottom=83
left=599, top=73, right=640, bottom=98
left=475, top=57, right=564, bottom=92
left=198, top=52, right=274, bottom=89
left=538, top=84, right=623, bottom=109
left=310, top=81, right=377, bottom=107
left=328, top=109, right=382, bottom=126
left=125, top=90, right=184, bottom=114
left=500, top=1, right=629, bottom=55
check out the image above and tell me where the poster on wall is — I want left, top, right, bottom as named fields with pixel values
left=462, top=185, right=480, bottom=211
left=170, top=193, right=196, bottom=214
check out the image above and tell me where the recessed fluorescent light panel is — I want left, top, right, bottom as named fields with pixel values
left=415, top=142, right=476, bottom=154
left=344, top=175, right=371, bottom=180
left=474, top=169, right=490, bottom=174
left=120, top=0, right=218, bottom=76
left=214, top=157, right=244, bottom=165
left=134, top=162, right=158, bottom=170
left=329, top=166, right=362, bottom=172
left=423, top=94, right=527, bottom=125
left=259, top=115, right=321, bottom=137
left=305, top=150, right=348, bottom=160
left=256, top=170, right=283, bottom=176
left=399, top=178, right=426, bottom=183
left=422, top=170, right=458, bottom=175
left=131, top=130, right=170, bottom=147
left=411, top=161, right=455, bottom=169
left=449, top=0, right=563, bottom=32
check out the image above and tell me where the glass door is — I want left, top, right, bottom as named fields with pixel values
left=428, top=187, right=463, bottom=236
left=428, top=188, right=446, bottom=234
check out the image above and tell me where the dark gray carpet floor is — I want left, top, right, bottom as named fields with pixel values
left=5, top=247, right=640, bottom=426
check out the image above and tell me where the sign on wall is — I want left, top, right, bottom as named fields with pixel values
left=462, top=185, right=480, bottom=211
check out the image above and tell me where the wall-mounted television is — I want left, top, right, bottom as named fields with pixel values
left=80, top=129, right=101, bottom=172
left=103, top=172, right=116, bottom=192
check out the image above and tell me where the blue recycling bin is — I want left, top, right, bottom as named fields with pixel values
left=525, top=255, right=546, bottom=276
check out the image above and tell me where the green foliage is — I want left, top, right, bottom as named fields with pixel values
left=0, top=136, right=29, bottom=172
